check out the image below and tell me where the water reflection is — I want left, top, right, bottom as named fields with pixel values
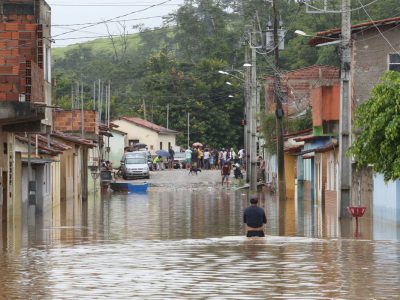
left=0, top=184, right=399, bottom=298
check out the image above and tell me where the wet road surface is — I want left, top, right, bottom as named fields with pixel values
left=1, top=170, right=399, bottom=299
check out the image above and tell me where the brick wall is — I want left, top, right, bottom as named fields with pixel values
left=0, top=21, right=44, bottom=102
left=264, top=66, right=340, bottom=118
left=53, top=110, right=99, bottom=134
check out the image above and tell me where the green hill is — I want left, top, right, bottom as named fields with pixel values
left=53, top=33, right=142, bottom=60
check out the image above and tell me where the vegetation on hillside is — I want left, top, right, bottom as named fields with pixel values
left=52, top=0, right=399, bottom=148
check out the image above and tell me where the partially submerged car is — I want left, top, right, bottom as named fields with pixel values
left=121, top=151, right=150, bottom=179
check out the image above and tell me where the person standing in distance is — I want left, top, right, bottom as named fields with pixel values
left=243, top=195, right=267, bottom=237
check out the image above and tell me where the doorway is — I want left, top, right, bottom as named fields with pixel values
left=2, top=171, right=7, bottom=245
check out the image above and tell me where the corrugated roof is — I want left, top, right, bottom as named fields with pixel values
left=297, top=142, right=337, bottom=156
left=120, top=117, right=178, bottom=134
left=309, top=16, right=400, bottom=46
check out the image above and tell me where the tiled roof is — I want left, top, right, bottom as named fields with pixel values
left=264, top=65, right=339, bottom=79
left=15, top=134, right=71, bottom=156
left=110, top=128, right=127, bottom=135
left=52, top=131, right=95, bottom=148
left=309, top=16, right=400, bottom=46
left=120, top=117, right=178, bottom=134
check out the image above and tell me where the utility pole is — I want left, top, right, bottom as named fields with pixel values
left=71, top=85, right=74, bottom=109
left=93, top=81, right=96, bottom=111
left=339, top=0, right=352, bottom=218
left=272, top=0, right=286, bottom=202
left=98, top=79, right=101, bottom=113
left=81, top=79, right=84, bottom=138
left=107, top=81, right=111, bottom=128
left=167, top=103, right=170, bottom=129
left=244, top=42, right=251, bottom=182
left=107, top=81, right=111, bottom=161
left=143, top=99, right=147, bottom=120
left=250, top=37, right=258, bottom=191
left=187, top=112, right=190, bottom=148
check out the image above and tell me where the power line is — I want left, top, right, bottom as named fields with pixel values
left=303, top=0, right=380, bottom=14
left=53, top=15, right=168, bottom=27
left=356, top=0, right=400, bottom=56
left=50, top=3, right=180, bottom=6
left=52, top=0, right=174, bottom=38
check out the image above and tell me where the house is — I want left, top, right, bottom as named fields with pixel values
left=52, top=131, right=94, bottom=226
left=263, top=66, right=340, bottom=196
left=13, top=134, right=70, bottom=240
left=309, top=16, right=400, bottom=230
left=52, top=109, right=99, bottom=200
left=108, top=128, right=127, bottom=169
left=112, top=117, right=178, bottom=154
left=0, top=0, right=51, bottom=245
left=264, top=65, right=340, bottom=118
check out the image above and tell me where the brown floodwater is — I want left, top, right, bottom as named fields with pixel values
left=0, top=184, right=399, bottom=299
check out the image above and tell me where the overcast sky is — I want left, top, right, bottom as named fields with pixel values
left=49, top=0, right=185, bottom=48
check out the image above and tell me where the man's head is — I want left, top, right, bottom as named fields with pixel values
left=250, top=195, right=258, bottom=205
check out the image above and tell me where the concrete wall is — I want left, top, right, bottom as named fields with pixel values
left=285, top=153, right=296, bottom=200
left=311, top=85, right=340, bottom=130
left=108, top=131, right=126, bottom=168
left=373, top=174, right=400, bottom=224
left=51, top=159, right=61, bottom=228
left=373, top=174, right=400, bottom=240
left=353, top=26, right=400, bottom=104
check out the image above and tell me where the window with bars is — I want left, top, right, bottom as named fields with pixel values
left=388, top=54, right=400, bottom=71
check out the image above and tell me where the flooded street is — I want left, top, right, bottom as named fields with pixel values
left=1, top=170, right=399, bottom=299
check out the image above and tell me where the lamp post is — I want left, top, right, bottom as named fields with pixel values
left=218, top=68, right=252, bottom=185
left=218, top=62, right=258, bottom=191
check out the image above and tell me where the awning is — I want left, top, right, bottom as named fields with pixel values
left=21, top=157, right=57, bottom=165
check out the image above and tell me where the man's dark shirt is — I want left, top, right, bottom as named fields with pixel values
left=191, top=150, right=198, bottom=162
left=243, top=205, right=267, bottom=228
left=169, top=148, right=175, bottom=160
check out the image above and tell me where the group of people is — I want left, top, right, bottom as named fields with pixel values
left=152, top=146, right=176, bottom=171
left=184, top=147, right=246, bottom=170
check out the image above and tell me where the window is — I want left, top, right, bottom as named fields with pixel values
left=129, top=140, right=139, bottom=147
left=159, top=142, right=163, bottom=150
left=150, top=145, right=154, bottom=150
left=168, top=142, right=171, bottom=149
left=389, top=54, right=400, bottom=71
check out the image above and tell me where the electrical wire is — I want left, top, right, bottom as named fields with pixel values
left=303, top=0, right=380, bottom=14
left=53, top=15, right=168, bottom=27
left=356, top=0, right=400, bottom=56
left=52, top=0, right=174, bottom=38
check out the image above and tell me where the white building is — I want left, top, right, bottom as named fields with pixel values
left=112, top=117, right=178, bottom=155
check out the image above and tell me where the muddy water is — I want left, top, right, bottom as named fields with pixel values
left=1, top=185, right=399, bottom=299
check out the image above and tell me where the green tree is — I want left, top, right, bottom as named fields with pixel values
left=349, top=71, right=400, bottom=181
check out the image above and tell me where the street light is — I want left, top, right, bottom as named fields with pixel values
left=217, top=66, right=257, bottom=190
left=226, top=81, right=233, bottom=86
left=295, top=29, right=340, bottom=47
left=294, top=29, right=308, bottom=37
left=228, top=95, right=234, bottom=98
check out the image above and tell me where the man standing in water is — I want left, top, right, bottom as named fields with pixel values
left=243, top=195, right=267, bottom=237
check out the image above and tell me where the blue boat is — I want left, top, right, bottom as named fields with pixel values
left=109, top=181, right=148, bottom=193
